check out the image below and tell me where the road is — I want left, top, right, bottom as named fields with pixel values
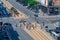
left=0, top=17, right=35, bottom=40
left=1, top=0, right=60, bottom=29
left=2, top=0, right=59, bottom=23
left=0, top=0, right=58, bottom=40
left=0, top=17, right=55, bottom=40
left=19, top=21, right=55, bottom=40
left=25, top=28, right=55, bottom=40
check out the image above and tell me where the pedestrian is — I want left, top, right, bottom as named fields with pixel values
left=26, top=22, right=31, bottom=30
left=32, top=24, right=35, bottom=29
left=43, top=22, right=45, bottom=26
left=16, top=24, right=18, bottom=27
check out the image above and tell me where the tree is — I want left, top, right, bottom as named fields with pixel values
left=17, top=0, right=38, bottom=7
left=28, top=0, right=38, bottom=8
left=23, top=0, right=28, bottom=6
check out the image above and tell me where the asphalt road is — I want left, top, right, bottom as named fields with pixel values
left=0, top=17, right=55, bottom=40
left=0, top=0, right=59, bottom=40
left=6, top=0, right=59, bottom=23
left=0, top=17, right=34, bottom=40
left=1, top=0, right=59, bottom=29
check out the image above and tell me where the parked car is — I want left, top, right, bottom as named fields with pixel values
left=0, top=22, right=3, bottom=26
left=49, top=7, right=59, bottom=15
left=34, top=14, right=38, bottom=17
left=3, top=23, right=12, bottom=27
left=55, top=27, right=60, bottom=33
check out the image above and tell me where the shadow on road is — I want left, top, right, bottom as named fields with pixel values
left=6, top=24, right=19, bottom=40
left=20, top=28, right=34, bottom=40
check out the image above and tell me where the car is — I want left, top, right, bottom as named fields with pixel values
left=49, top=29, right=53, bottom=33
left=0, top=22, right=3, bottom=26
left=55, top=27, right=60, bottom=33
left=20, top=20, right=26, bottom=23
left=34, top=14, right=38, bottom=17
left=49, top=7, right=59, bottom=15
left=3, top=23, right=12, bottom=27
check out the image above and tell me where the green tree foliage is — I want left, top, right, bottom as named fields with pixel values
left=28, top=0, right=38, bottom=8
left=17, top=0, right=38, bottom=7
left=23, top=0, right=28, bottom=5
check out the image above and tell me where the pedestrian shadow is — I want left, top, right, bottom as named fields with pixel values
left=6, top=24, right=19, bottom=40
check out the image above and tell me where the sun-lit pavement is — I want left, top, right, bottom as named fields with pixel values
left=11, top=9, right=29, bottom=19
left=2, top=0, right=29, bottom=19
left=25, top=28, right=55, bottom=40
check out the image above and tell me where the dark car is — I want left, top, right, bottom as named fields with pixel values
left=0, top=22, right=3, bottom=26
left=49, top=29, right=53, bottom=33
left=3, top=23, right=12, bottom=27
left=49, top=7, right=59, bottom=15
left=34, top=14, right=38, bottom=17
left=55, top=27, right=60, bottom=33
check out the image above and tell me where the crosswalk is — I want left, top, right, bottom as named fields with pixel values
left=0, top=17, right=55, bottom=40
left=24, top=27, right=55, bottom=40
left=0, top=0, right=58, bottom=40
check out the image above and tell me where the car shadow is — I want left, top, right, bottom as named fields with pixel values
left=6, top=24, right=19, bottom=40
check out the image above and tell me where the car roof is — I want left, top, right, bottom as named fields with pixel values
left=3, top=23, right=11, bottom=25
left=0, top=22, right=3, bottom=25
